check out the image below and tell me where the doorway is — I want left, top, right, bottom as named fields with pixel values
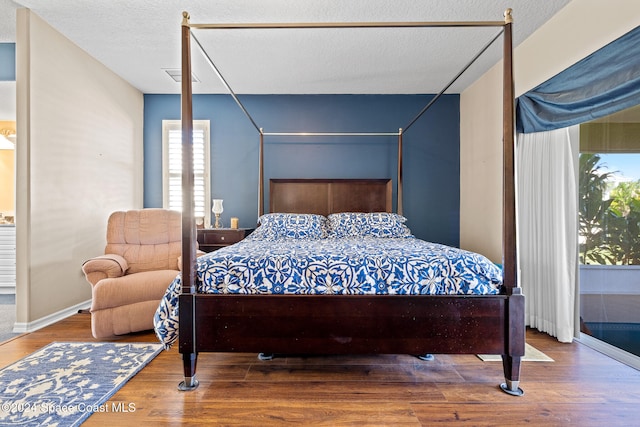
left=0, top=81, right=17, bottom=340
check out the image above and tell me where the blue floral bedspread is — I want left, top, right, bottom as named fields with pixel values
left=153, top=236, right=502, bottom=347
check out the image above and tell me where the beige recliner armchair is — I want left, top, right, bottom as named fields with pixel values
left=82, top=209, right=183, bottom=339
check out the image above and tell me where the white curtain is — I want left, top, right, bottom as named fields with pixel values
left=516, top=126, right=579, bottom=343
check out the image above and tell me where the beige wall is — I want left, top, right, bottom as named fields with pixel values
left=460, top=0, right=640, bottom=263
left=15, top=9, right=143, bottom=327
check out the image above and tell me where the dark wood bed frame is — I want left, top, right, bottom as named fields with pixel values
left=177, top=10, right=525, bottom=396
left=270, top=178, right=392, bottom=215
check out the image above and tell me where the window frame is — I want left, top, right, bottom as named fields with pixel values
left=162, top=120, right=211, bottom=225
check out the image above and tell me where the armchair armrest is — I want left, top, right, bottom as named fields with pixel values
left=82, top=254, right=129, bottom=286
left=177, top=250, right=207, bottom=272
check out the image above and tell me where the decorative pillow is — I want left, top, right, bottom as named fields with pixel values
left=326, top=212, right=370, bottom=238
left=367, top=212, right=412, bottom=237
left=250, top=213, right=327, bottom=240
left=327, top=212, right=412, bottom=238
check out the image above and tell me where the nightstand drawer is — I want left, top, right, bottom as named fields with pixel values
left=197, top=228, right=253, bottom=252
left=204, top=230, right=243, bottom=244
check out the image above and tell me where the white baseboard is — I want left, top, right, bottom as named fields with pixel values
left=12, top=299, right=91, bottom=334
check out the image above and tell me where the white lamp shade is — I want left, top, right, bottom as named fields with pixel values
left=212, top=199, right=224, bottom=214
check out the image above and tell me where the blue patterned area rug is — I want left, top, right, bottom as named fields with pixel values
left=0, top=342, right=162, bottom=426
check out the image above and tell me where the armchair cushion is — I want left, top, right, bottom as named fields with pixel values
left=90, top=269, right=179, bottom=311
left=105, top=210, right=182, bottom=273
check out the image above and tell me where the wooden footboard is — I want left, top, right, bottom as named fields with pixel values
left=179, top=292, right=525, bottom=392
left=193, top=295, right=507, bottom=354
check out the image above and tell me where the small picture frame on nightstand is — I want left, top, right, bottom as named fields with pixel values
left=195, top=217, right=205, bottom=229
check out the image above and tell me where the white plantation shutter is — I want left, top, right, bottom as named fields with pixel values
left=162, top=120, right=210, bottom=220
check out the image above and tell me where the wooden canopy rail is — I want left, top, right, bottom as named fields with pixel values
left=184, top=12, right=509, bottom=220
left=179, top=9, right=523, bottom=395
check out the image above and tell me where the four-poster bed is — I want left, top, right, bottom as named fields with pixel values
left=154, top=9, right=525, bottom=396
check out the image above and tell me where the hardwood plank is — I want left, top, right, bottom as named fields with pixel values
left=245, top=361, right=464, bottom=383
left=436, top=381, right=640, bottom=404
left=412, top=403, right=640, bottom=427
left=114, top=380, right=447, bottom=403
left=141, top=401, right=421, bottom=427
left=2, top=313, right=640, bottom=426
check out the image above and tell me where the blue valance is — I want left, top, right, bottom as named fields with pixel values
left=516, top=25, right=640, bottom=134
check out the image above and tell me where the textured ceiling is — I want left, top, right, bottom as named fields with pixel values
left=0, top=0, right=570, bottom=96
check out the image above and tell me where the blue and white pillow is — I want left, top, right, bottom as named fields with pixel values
left=326, top=212, right=370, bottom=238
left=249, top=213, right=327, bottom=240
left=367, top=212, right=412, bottom=237
left=327, top=212, right=412, bottom=238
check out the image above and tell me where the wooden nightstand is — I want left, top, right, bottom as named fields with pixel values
left=197, top=228, right=254, bottom=253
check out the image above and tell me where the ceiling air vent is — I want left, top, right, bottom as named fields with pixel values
left=163, top=69, right=199, bottom=83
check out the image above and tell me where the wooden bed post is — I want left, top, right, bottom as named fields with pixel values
left=502, top=8, right=517, bottom=294
left=500, top=8, right=525, bottom=396
left=259, top=129, right=264, bottom=217
left=397, top=129, right=403, bottom=215
left=179, top=11, right=199, bottom=391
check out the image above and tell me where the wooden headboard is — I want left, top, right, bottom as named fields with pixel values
left=269, top=179, right=392, bottom=215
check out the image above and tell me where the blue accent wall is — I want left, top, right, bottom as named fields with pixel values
left=144, top=94, right=460, bottom=246
left=0, top=43, right=16, bottom=81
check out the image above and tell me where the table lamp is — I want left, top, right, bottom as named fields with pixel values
left=212, top=199, right=224, bottom=228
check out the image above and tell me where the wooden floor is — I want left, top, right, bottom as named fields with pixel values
left=2, top=313, right=640, bottom=426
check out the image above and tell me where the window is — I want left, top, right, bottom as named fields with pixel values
left=162, top=120, right=211, bottom=222
left=578, top=107, right=640, bottom=362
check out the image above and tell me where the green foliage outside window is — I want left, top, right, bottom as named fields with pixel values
left=579, top=153, right=640, bottom=265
